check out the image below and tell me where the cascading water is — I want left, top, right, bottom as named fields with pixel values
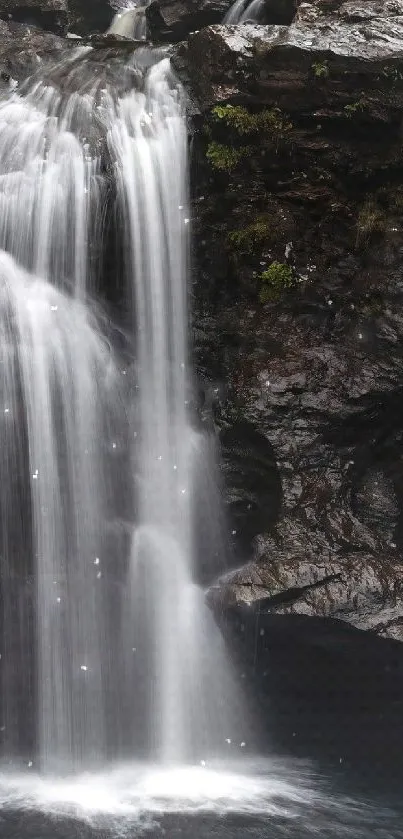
left=0, top=46, right=244, bottom=773
left=107, top=1, right=150, bottom=40
left=108, top=59, right=240, bottom=762
left=223, top=0, right=264, bottom=24
left=0, top=27, right=400, bottom=839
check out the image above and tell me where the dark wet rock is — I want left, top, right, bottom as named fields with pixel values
left=0, top=19, right=66, bottom=85
left=173, top=20, right=403, bottom=108
left=0, top=0, right=114, bottom=35
left=184, top=10, right=403, bottom=640
left=0, top=0, right=68, bottom=34
left=146, top=0, right=232, bottom=42
left=337, top=0, right=403, bottom=21
left=261, top=0, right=298, bottom=24
left=209, top=518, right=403, bottom=639
left=67, top=0, right=113, bottom=36
left=296, top=0, right=403, bottom=21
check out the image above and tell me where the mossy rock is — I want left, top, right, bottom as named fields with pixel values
left=259, top=261, right=295, bottom=302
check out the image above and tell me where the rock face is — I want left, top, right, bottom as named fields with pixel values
left=146, top=0, right=297, bottom=40
left=0, top=19, right=66, bottom=83
left=0, top=0, right=68, bottom=34
left=172, top=13, right=403, bottom=641
left=0, top=0, right=114, bottom=36
left=146, top=0, right=232, bottom=41
left=174, top=19, right=403, bottom=107
left=68, top=0, right=113, bottom=35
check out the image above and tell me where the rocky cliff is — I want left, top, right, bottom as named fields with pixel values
left=1, top=0, right=403, bottom=648
left=171, top=4, right=403, bottom=641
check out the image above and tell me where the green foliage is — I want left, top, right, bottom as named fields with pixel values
left=312, top=61, right=329, bottom=79
left=211, top=104, right=292, bottom=146
left=344, top=98, right=367, bottom=118
left=259, top=261, right=294, bottom=302
left=227, top=216, right=271, bottom=253
left=212, top=104, right=258, bottom=135
left=355, top=201, right=385, bottom=248
left=206, top=142, right=248, bottom=172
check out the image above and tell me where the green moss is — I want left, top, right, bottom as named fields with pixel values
left=211, top=104, right=292, bottom=147
left=227, top=216, right=272, bottom=253
left=344, top=98, right=367, bottom=118
left=355, top=201, right=385, bottom=247
left=259, top=261, right=294, bottom=302
left=312, top=61, right=329, bottom=79
left=206, top=141, right=249, bottom=172
left=212, top=104, right=258, bottom=135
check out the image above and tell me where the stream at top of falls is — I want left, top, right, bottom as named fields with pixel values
left=0, top=40, right=400, bottom=839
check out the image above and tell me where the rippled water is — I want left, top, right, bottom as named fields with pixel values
left=0, top=758, right=401, bottom=838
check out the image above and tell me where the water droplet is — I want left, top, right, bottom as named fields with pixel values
left=328, top=299, right=333, bottom=306
left=122, top=369, right=127, bottom=376
left=96, top=571, right=102, bottom=579
left=225, top=738, right=231, bottom=745
left=94, top=557, right=100, bottom=565
left=28, top=761, right=33, bottom=768
left=358, top=332, right=363, bottom=340
left=173, top=465, right=177, bottom=470
left=232, top=530, right=237, bottom=536
left=180, top=488, right=186, bottom=494
left=178, top=205, right=184, bottom=210
left=184, top=218, right=190, bottom=225
left=132, top=647, right=136, bottom=653
left=240, top=741, right=246, bottom=748
left=80, top=665, right=88, bottom=672
left=56, top=597, right=61, bottom=604
left=260, top=628, right=265, bottom=636
left=112, top=442, right=117, bottom=449
left=265, top=380, right=270, bottom=387
left=157, top=455, right=162, bottom=461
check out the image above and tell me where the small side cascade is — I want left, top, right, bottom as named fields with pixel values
left=223, top=0, right=265, bottom=23
left=107, top=2, right=151, bottom=39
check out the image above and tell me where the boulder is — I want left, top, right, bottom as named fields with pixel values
left=67, top=0, right=113, bottom=35
left=209, top=516, right=403, bottom=639
left=146, top=0, right=232, bottom=41
left=0, top=0, right=68, bottom=33
left=0, top=19, right=66, bottom=85
left=173, top=20, right=403, bottom=108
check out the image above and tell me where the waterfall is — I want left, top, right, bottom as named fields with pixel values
left=223, top=0, right=264, bottom=24
left=108, top=59, right=240, bottom=763
left=0, top=48, right=244, bottom=773
left=107, top=8, right=148, bottom=40
left=107, top=1, right=150, bottom=40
